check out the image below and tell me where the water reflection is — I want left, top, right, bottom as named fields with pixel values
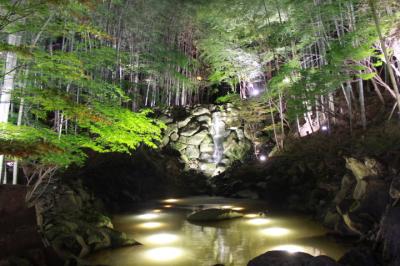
left=88, top=197, right=350, bottom=266
left=145, top=247, right=184, bottom=262
left=246, top=218, right=271, bottom=225
left=261, top=227, right=291, bottom=237
left=137, top=222, right=164, bottom=229
left=271, top=244, right=322, bottom=256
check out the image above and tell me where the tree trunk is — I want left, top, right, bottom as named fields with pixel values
left=0, top=33, right=21, bottom=184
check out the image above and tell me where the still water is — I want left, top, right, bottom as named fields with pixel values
left=88, top=197, right=349, bottom=266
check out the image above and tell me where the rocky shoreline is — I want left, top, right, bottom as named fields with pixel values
left=37, top=179, right=139, bottom=265
left=212, top=125, right=400, bottom=266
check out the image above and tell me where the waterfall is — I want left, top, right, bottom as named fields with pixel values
left=211, top=112, right=226, bottom=164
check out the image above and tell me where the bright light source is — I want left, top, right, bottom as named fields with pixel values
left=146, top=233, right=179, bottom=245
left=137, top=213, right=159, bottom=220
left=247, top=218, right=270, bottom=225
left=153, top=209, right=162, bottom=213
left=270, top=244, right=322, bottom=256
left=145, top=247, right=184, bottom=261
left=321, top=125, right=328, bottom=131
left=251, top=89, right=260, bottom=96
left=164, top=205, right=173, bottom=208
left=261, top=227, right=290, bottom=237
left=244, top=214, right=259, bottom=218
left=232, top=207, right=245, bottom=211
left=272, top=245, right=305, bottom=254
left=164, top=199, right=179, bottom=203
left=221, top=205, right=233, bottom=209
left=138, top=222, right=164, bottom=229
left=259, top=155, right=267, bottom=161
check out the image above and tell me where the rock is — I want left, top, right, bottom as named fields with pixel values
left=247, top=251, right=313, bottom=266
left=177, top=117, right=192, bottom=128
left=186, top=130, right=208, bottom=146
left=389, top=175, right=400, bottom=199
left=338, top=247, right=379, bottom=266
left=235, top=128, right=245, bottom=140
left=159, top=116, right=173, bottom=124
left=334, top=174, right=355, bottom=204
left=323, top=210, right=340, bottom=229
left=341, top=179, right=389, bottom=234
left=184, top=145, right=200, bottom=159
left=200, top=137, right=214, bottom=153
left=199, top=163, right=217, bottom=174
left=308, top=256, right=341, bottom=266
left=187, top=208, right=243, bottom=222
left=196, top=115, right=212, bottom=125
left=345, top=157, right=381, bottom=181
left=170, top=132, right=179, bottom=142
left=172, top=141, right=187, bottom=152
left=181, top=123, right=200, bottom=137
left=236, top=190, right=259, bottom=199
left=378, top=207, right=400, bottom=265
left=200, top=153, right=212, bottom=161
left=192, top=107, right=210, bottom=116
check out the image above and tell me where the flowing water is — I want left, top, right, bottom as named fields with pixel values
left=88, top=197, right=350, bottom=266
left=211, top=112, right=226, bottom=164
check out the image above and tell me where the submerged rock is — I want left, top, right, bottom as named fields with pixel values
left=187, top=208, right=243, bottom=222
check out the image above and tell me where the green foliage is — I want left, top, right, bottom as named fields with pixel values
left=215, top=94, right=241, bottom=104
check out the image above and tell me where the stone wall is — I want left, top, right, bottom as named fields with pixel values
left=161, top=104, right=252, bottom=176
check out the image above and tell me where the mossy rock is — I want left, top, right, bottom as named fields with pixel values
left=187, top=208, right=243, bottom=222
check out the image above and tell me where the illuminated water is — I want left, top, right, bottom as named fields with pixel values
left=211, top=112, right=226, bottom=164
left=88, top=197, right=350, bottom=266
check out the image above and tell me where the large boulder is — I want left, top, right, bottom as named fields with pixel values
left=200, top=136, right=214, bottom=153
left=338, top=247, right=380, bottom=266
left=180, top=122, right=200, bottom=137
left=378, top=207, right=400, bottom=265
left=192, top=107, right=210, bottom=116
left=247, top=251, right=341, bottom=266
left=187, top=208, right=243, bottom=222
left=184, top=145, right=200, bottom=159
left=186, top=130, right=208, bottom=146
left=345, top=157, right=382, bottom=181
left=340, top=179, right=390, bottom=235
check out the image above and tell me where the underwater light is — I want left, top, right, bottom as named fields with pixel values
left=138, top=222, right=164, bottom=229
left=261, top=227, right=290, bottom=237
left=247, top=218, right=270, bottom=225
left=146, top=233, right=179, bottom=245
left=137, top=213, right=159, bottom=220
left=145, top=247, right=184, bottom=261
left=244, top=214, right=259, bottom=218
left=164, top=199, right=179, bottom=203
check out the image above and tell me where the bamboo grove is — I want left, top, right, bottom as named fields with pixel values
left=0, top=0, right=400, bottom=199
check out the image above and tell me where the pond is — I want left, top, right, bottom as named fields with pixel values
left=88, top=196, right=350, bottom=266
